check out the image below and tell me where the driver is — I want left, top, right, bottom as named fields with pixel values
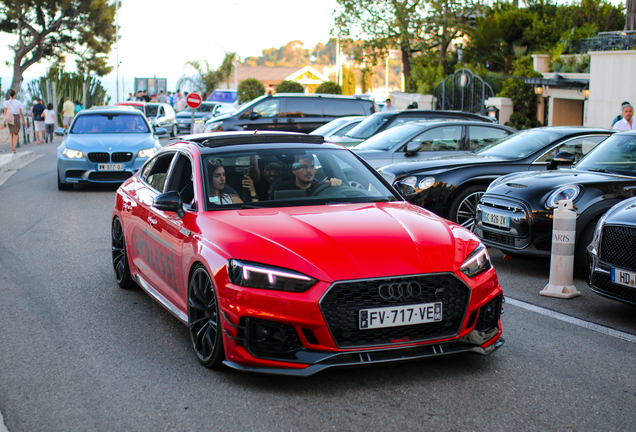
left=280, top=155, right=342, bottom=196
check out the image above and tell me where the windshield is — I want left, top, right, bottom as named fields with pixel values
left=345, top=115, right=389, bottom=139
left=145, top=105, right=159, bottom=117
left=355, top=123, right=423, bottom=151
left=310, top=118, right=348, bottom=136
left=71, top=114, right=150, bottom=134
left=474, top=129, right=564, bottom=159
left=209, top=90, right=238, bottom=103
left=574, top=133, right=636, bottom=176
left=184, top=103, right=217, bottom=113
left=202, top=147, right=399, bottom=210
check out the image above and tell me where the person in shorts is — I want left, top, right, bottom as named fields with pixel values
left=62, top=96, right=75, bottom=131
left=32, top=98, right=46, bottom=144
left=3, top=89, right=26, bottom=154
left=43, top=103, right=56, bottom=143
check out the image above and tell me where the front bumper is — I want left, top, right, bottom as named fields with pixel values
left=57, top=156, right=148, bottom=184
left=587, top=230, right=636, bottom=305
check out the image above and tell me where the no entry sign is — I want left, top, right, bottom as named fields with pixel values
left=186, top=93, right=202, bottom=109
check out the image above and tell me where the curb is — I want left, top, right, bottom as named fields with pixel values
left=0, top=151, right=36, bottom=173
left=0, top=409, right=8, bottom=432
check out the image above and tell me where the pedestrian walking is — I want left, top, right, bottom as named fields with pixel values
left=126, top=93, right=133, bottom=101
left=157, top=90, right=167, bottom=104
left=32, top=97, right=46, bottom=145
left=174, top=90, right=185, bottom=112
left=74, top=100, right=84, bottom=114
left=43, top=103, right=56, bottom=143
left=613, top=104, right=636, bottom=131
left=3, top=89, right=27, bottom=154
left=167, top=92, right=174, bottom=106
left=62, top=97, right=75, bottom=131
left=611, top=101, right=631, bottom=127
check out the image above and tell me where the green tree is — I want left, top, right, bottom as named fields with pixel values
left=0, top=0, right=117, bottom=93
left=218, top=52, right=236, bottom=89
left=360, top=67, right=373, bottom=93
left=315, top=81, right=342, bottom=95
left=238, top=78, right=265, bottom=103
left=276, top=80, right=304, bottom=93
left=177, top=52, right=236, bottom=95
left=342, top=64, right=356, bottom=95
left=500, top=56, right=542, bottom=130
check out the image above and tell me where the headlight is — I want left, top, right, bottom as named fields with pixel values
left=460, top=243, right=491, bottom=278
left=486, top=176, right=507, bottom=193
left=227, top=259, right=317, bottom=292
left=418, top=176, right=435, bottom=190
left=137, top=148, right=157, bottom=158
left=206, top=121, right=223, bottom=132
left=396, top=176, right=418, bottom=196
left=545, top=185, right=580, bottom=210
left=61, top=148, right=84, bottom=159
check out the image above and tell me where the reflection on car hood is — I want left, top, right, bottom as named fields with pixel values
left=332, top=136, right=363, bottom=144
left=383, top=153, right=505, bottom=175
left=201, top=202, right=479, bottom=281
left=64, top=134, right=156, bottom=150
left=604, top=196, right=636, bottom=226
left=350, top=149, right=388, bottom=159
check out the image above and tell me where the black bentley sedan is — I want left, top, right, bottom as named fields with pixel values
left=380, top=127, right=613, bottom=229
left=475, top=130, right=636, bottom=277
left=587, top=196, right=636, bottom=305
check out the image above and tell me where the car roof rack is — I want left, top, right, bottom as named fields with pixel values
left=182, top=131, right=326, bottom=148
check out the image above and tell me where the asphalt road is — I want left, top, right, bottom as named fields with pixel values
left=1, top=141, right=635, bottom=432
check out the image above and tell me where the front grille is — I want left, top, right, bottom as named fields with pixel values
left=592, top=273, right=636, bottom=303
left=600, top=226, right=636, bottom=272
left=112, top=152, right=133, bottom=162
left=87, top=152, right=110, bottom=163
left=483, top=231, right=516, bottom=246
left=320, top=274, right=470, bottom=348
left=88, top=171, right=132, bottom=181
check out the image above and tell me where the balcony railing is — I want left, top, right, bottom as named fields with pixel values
left=569, top=31, right=636, bottom=53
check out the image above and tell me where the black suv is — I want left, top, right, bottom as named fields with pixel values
left=203, top=93, right=375, bottom=134
left=331, top=109, right=497, bottom=147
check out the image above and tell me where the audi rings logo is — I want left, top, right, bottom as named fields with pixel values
left=377, top=281, right=422, bottom=300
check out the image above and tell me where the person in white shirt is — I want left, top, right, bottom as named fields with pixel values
left=3, top=89, right=26, bottom=153
left=613, top=104, right=636, bottom=131
left=43, top=103, right=57, bottom=143
left=381, top=98, right=396, bottom=111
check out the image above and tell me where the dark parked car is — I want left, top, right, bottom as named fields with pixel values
left=176, top=101, right=223, bottom=134
left=352, top=120, right=516, bottom=169
left=587, top=196, right=636, bottom=305
left=381, top=127, right=613, bottom=229
left=204, top=94, right=375, bottom=134
left=331, top=109, right=498, bottom=147
left=475, top=130, right=636, bottom=277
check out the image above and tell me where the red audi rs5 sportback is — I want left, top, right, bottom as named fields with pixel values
left=111, top=131, right=504, bottom=376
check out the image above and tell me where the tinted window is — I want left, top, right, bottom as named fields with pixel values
left=475, top=129, right=565, bottom=159
left=408, top=125, right=462, bottom=152
left=468, top=126, right=511, bottom=151
left=241, top=99, right=281, bottom=119
left=323, top=99, right=365, bottom=116
left=285, top=98, right=323, bottom=118
left=574, top=134, right=636, bottom=176
left=142, top=153, right=176, bottom=192
left=535, top=135, right=608, bottom=163
left=71, top=114, right=150, bottom=134
left=146, top=105, right=159, bottom=117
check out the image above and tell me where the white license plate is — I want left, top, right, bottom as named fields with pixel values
left=97, top=164, right=124, bottom=171
left=611, top=267, right=636, bottom=288
left=483, top=210, right=510, bottom=228
left=359, top=302, right=442, bottom=330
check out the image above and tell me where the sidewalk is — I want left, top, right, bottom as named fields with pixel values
left=0, top=127, right=59, bottom=172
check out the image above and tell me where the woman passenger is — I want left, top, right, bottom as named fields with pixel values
left=208, top=159, right=258, bottom=205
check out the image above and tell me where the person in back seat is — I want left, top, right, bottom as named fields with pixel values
left=279, top=155, right=342, bottom=196
left=208, top=159, right=258, bottom=205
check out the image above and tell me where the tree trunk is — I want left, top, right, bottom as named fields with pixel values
left=401, top=47, right=411, bottom=92
left=11, top=60, right=24, bottom=93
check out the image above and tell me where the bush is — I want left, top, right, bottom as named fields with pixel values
left=500, top=56, right=542, bottom=130
left=238, top=78, right=265, bottom=103
left=276, top=80, right=304, bottom=93
left=315, top=81, right=342, bottom=95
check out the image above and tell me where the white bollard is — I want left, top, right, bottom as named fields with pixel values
left=540, top=199, right=581, bottom=298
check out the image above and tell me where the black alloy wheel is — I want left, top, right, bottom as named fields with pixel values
left=112, top=217, right=136, bottom=289
left=188, top=264, right=224, bottom=368
left=449, top=185, right=487, bottom=232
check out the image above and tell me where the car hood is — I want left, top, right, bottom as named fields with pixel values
left=201, top=202, right=481, bottom=282
left=383, top=153, right=507, bottom=176
left=63, top=134, right=157, bottom=150
left=331, top=136, right=364, bottom=145
left=206, top=113, right=233, bottom=123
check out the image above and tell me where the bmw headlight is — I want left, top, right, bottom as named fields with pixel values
left=545, top=185, right=580, bottom=210
left=227, top=259, right=317, bottom=292
left=460, top=243, right=491, bottom=278
left=61, top=148, right=84, bottom=159
left=137, top=148, right=157, bottom=158
left=206, top=121, right=223, bottom=132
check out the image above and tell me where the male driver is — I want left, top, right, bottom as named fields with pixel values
left=281, top=155, right=342, bottom=196
left=62, top=97, right=75, bottom=131
left=613, top=104, right=636, bottom=131
left=31, top=98, right=45, bottom=144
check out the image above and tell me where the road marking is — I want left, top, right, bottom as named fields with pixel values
left=0, top=409, right=8, bottom=432
left=506, top=297, right=636, bottom=344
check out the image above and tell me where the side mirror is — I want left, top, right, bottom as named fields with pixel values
left=248, top=112, right=260, bottom=120
left=548, top=151, right=575, bottom=170
left=154, top=127, right=168, bottom=136
left=153, top=191, right=184, bottom=218
left=54, top=128, right=66, bottom=136
left=405, top=141, right=421, bottom=155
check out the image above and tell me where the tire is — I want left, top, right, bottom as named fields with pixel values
left=57, top=169, right=73, bottom=191
left=574, top=217, right=599, bottom=279
left=188, top=264, right=224, bottom=368
left=171, top=124, right=177, bottom=137
left=447, top=185, right=487, bottom=232
left=111, top=217, right=136, bottom=289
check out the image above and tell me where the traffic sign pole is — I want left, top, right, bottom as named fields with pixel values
left=186, top=93, right=203, bottom=134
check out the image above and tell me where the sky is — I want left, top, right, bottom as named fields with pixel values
left=0, top=0, right=340, bottom=101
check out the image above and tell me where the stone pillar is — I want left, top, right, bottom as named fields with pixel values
left=484, top=97, right=513, bottom=125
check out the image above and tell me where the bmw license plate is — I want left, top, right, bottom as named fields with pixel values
left=97, top=163, right=124, bottom=171
left=483, top=210, right=510, bottom=228
left=611, top=267, right=636, bottom=288
left=359, top=302, right=442, bottom=330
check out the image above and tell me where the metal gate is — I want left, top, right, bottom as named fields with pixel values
left=433, top=68, right=494, bottom=115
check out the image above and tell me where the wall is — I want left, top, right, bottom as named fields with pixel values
left=551, top=98, right=584, bottom=126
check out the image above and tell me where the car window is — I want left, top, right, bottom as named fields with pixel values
left=158, top=106, right=165, bottom=117
left=407, top=125, right=462, bottom=152
left=323, top=99, right=365, bottom=116
left=534, top=135, right=608, bottom=163
left=284, top=98, right=322, bottom=118
left=146, top=105, right=158, bottom=117
left=310, top=118, right=348, bottom=136
left=333, top=121, right=360, bottom=137
left=357, top=124, right=424, bottom=151
left=468, top=126, right=511, bottom=151
left=165, top=154, right=195, bottom=207
left=574, top=134, right=636, bottom=176
left=241, top=99, right=280, bottom=119
left=70, top=114, right=150, bottom=134
left=346, top=115, right=390, bottom=139
left=475, top=129, right=565, bottom=159
left=141, top=152, right=176, bottom=192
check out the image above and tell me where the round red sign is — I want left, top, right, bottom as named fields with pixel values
left=186, top=93, right=202, bottom=109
